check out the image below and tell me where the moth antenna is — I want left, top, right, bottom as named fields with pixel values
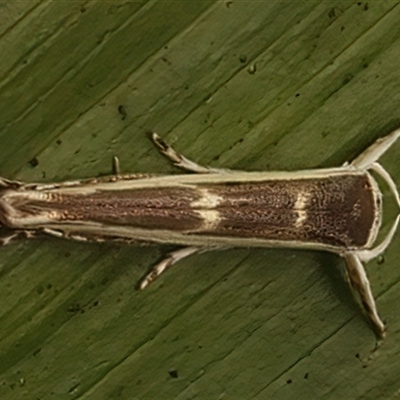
left=369, top=162, right=400, bottom=209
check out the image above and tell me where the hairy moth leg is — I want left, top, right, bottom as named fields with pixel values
left=0, top=230, right=37, bottom=246
left=150, top=132, right=230, bottom=174
left=139, top=246, right=202, bottom=289
left=112, top=156, right=121, bottom=175
left=343, top=252, right=385, bottom=338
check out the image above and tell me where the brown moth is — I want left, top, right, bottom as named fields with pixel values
left=0, top=129, right=399, bottom=338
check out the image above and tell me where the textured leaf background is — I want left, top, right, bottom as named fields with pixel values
left=0, top=1, right=400, bottom=399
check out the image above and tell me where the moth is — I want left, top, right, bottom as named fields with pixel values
left=1, top=129, right=399, bottom=338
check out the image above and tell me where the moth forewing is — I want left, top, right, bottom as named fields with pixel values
left=0, top=128, right=399, bottom=339
left=0, top=169, right=381, bottom=252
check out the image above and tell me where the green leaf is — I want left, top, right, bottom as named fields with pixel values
left=0, top=2, right=399, bottom=399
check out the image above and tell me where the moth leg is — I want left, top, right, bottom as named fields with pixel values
left=0, top=177, right=22, bottom=188
left=150, top=132, right=229, bottom=174
left=42, top=227, right=65, bottom=238
left=350, top=127, right=400, bottom=169
left=343, top=252, right=386, bottom=338
left=139, top=246, right=202, bottom=289
left=42, top=227, right=93, bottom=243
left=112, top=156, right=121, bottom=175
left=0, top=230, right=36, bottom=246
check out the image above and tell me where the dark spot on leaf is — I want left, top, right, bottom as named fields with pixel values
left=118, top=105, right=127, bottom=120
left=168, top=369, right=179, bottom=378
left=68, top=304, right=85, bottom=314
left=36, top=285, right=44, bottom=295
left=29, top=157, right=39, bottom=167
left=68, top=383, right=80, bottom=393
left=161, top=56, right=172, bottom=66
left=342, top=73, right=354, bottom=85
left=33, top=348, right=41, bottom=357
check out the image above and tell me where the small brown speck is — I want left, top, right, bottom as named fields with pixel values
left=161, top=56, right=172, bottom=66
left=118, top=105, right=127, bottom=120
left=29, top=157, right=39, bottom=167
left=168, top=369, right=178, bottom=379
left=68, top=304, right=85, bottom=314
